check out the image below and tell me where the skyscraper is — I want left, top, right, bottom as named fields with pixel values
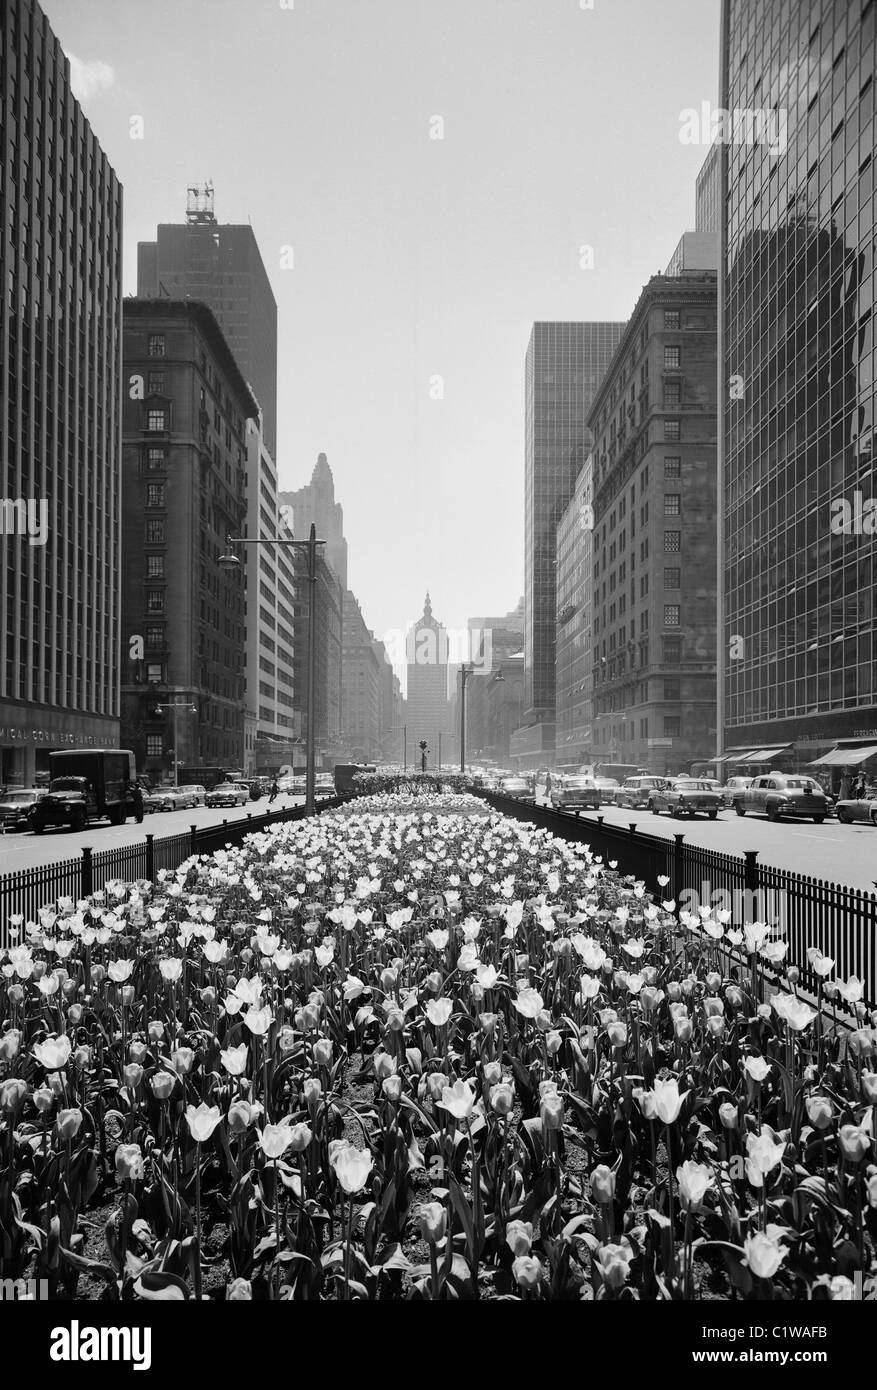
left=120, top=301, right=256, bottom=777
left=279, top=454, right=348, bottom=588
left=0, top=0, right=123, bottom=788
left=719, top=0, right=877, bottom=775
left=137, top=188, right=278, bottom=460
left=523, top=322, right=625, bottom=766
left=405, top=594, right=453, bottom=766
left=555, top=459, right=595, bottom=769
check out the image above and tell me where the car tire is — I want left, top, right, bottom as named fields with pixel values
left=837, top=809, right=849, bottom=824
left=767, top=804, right=780, bottom=822
left=31, top=820, right=44, bottom=835
left=72, top=808, right=86, bottom=832
left=735, top=802, right=745, bottom=816
left=708, top=810, right=718, bottom=820
left=812, top=816, right=824, bottom=824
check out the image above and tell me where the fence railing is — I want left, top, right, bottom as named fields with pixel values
left=0, top=798, right=347, bottom=949
left=474, top=790, right=877, bottom=1011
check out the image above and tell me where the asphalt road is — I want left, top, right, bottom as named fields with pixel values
left=534, top=793, right=877, bottom=893
left=0, top=794, right=307, bottom=873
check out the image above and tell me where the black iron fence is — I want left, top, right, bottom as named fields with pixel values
left=475, top=790, right=877, bottom=1011
left=0, top=798, right=346, bottom=948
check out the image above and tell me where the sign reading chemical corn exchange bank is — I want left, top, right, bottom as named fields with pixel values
left=0, top=727, right=119, bottom=746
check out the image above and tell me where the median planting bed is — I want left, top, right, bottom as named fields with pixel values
left=0, top=792, right=875, bottom=1301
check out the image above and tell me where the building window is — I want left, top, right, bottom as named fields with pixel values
left=147, top=555, right=164, bottom=578
left=664, top=456, right=681, bottom=478
left=664, top=566, right=681, bottom=589
left=664, top=311, right=680, bottom=329
left=664, top=604, right=681, bottom=627
left=146, top=483, right=165, bottom=508
left=146, top=662, right=164, bottom=683
left=148, top=334, right=166, bottom=358
left=146, top=735, right=163, bottom=758
left=145, top=519, right=165, bottom=544
left=664, top=419, right=680, bottom=441
left=147, top=371, right=165, bottom=395
left=664, top=679, right=680, bottom=700
left=147, top=408, right=166, bottom=432
left=664, top=346, right=680, bottom=369
left=146, top=625, right=164, bottom=649
left=146, top=590, right=164, bottom=613
left=664, top=716, right=681, bottom=737
left=664, top=383, right=681, bottom=409
left=664, top=530, right=681, bottom=552
left=664, top=494, right=681, bottom=515
left=147, top=447, right=165, bottom=470
left=663, top=638, right=681, bottom=664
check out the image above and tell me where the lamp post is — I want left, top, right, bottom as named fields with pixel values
left=219, top=522, right=325, bottom=816
left=154, top=701, right=197, bottom=786
left=493, top=670, right=523, bottom=767
left=459, top=664, right=476, bottom=774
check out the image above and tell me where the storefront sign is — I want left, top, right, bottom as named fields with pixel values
left=0, top=728, right=118, bottom=746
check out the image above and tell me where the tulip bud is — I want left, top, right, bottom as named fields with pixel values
left=545, top=1030, right=562, bottom=1056
left=479, top=1012, right=497, bottom=1037
left=805, top=1095, right=833, bottom=1131
left=667, top=981, right=683, bottom=1002
left=482, top=1061, right=502, bottom=1087
left=115, top=1142, right=144, bottom=1181
left=121, top=985, right=135, bottom=1007
left=724, top=986, right=743, bottom=1010
left=33, top=960, right=47, bottom=980
left=426, top=1072, right=447, bottom=1102
left=515, top=953, right=529, bottom=974
left=382, top=1075, right=403, bottom=1103
left=419, top=1202, right=447, bottom=1244
left=590, top=1163, right=615, bottom=1203
left=862, top=1072, right=877, bottom=1104
left=386, top=1007, right=405, bottom=1032
left=505, top=1219, right=533, bottom=1257
left=786, top=966, right=799, bottom=985
left=228, top=1099, right=260, bottom=1133
left=380, top=968, right=397, bottom=993
left=151, top=1071, right=176, bottom=1101
left=838, top=1124, right=871, bottom=1164
left=172, top=1047, right=195, bottom=1075
left=490, top=1082, right=514, bottom=1115
left=73, top=1045, right=92, bottom=1070
left=63, top=980, right=78, bottom=1001
left=47, top=1072, right=64, bottom=1097
left=313, top=1038, right=333, bottom=1068
left=7, top=984, right=24, bottom=1005
left=123, top=1063, right=143, bottom=1091
left=867, top=1173, right=877, bottom=1210
left=512, top=1255, right=542, bottom=1290
left=56, top=1107, right=83, bottom=1140
left=607, top=1021, right=627, bottom=1048
left=0, top=1029, right=21, bottom=1060
left=302, top=1003, right=321, bottom=1030
left=718, top=1102, right=738, bottom=1130
left=201, top=986, right=217, bottom=1008
left=226, top=1278, right=253, bottom=1300
left=706, top=1016, right=725, bottom=1040
left=425, top=971, right=442, bottom=995
left=148, top=1020, right=164, bottom=1042
left=540, top=1093, right=564, bottom=1132
left=705, top=971, right=721, bottom=993
left=34, top=1084, right=55, bottom=1114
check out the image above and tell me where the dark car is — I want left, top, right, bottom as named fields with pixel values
left=0, top=788, right=46, bottom=831
left=499, top=776, right=536, bottom=804
left=550, top=775, right=602, bottom=812
left=735, top=774, right=829, bottom=823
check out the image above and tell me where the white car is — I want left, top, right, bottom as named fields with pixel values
left=205, top=782, right=250, bottom=809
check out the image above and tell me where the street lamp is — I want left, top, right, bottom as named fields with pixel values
left=219, top=522, right=325, bottom=816
left=493, top=670, right=524, bottom=766
left=154, top=702, right=197, bottom=787
left=459, top=664, right=476, bottom=774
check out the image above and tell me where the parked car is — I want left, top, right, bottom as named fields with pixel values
left=143, top=788, right=177, bottom=813
left=614, top=775, right=674, bottom=809
left=592, top=776, right=620, bottom=803
left=734, top=773, right=829, bottom=823
left=721, top=775, right=753, bottom=808
left=650, top=778, right=724, bottom=818
left=550, top=775, right=602, bottom=812
left=0, top=788, right=46, bottom=831
left=498, top=776, right=536, bottom=804
left=834, top=787, right=877, bottom=825
left=315, top=774, right=336, bottom=799
left=179, top=784, right=207, bottom=807
left=206, top=782, right=250, bottom=809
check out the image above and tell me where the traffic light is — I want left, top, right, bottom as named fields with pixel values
left=419, top=740, right=427, bottom=751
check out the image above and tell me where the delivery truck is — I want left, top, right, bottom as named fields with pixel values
left=29, top=749, right=143, bottom=833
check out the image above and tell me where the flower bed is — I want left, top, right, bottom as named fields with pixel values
left=0, top=792, right=875, bottom=1301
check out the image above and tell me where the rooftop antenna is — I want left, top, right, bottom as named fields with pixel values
left=186, top=182, right=216, bottom=225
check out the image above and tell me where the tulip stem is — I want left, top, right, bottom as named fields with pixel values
left=194, top=1141, right=203, bottom=1300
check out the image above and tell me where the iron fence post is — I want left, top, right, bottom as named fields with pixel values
left=145, top=833, right=155, bottom=882
left=81, top=846, right=93, bottom=898
left=673, top=834, right=685, bottom=921
left=190, top=824, right=198, bottom=858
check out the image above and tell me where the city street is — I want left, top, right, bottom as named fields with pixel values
left=0, top=795, right=306, bottom=873
left=535, top=797, right=877, bottom=893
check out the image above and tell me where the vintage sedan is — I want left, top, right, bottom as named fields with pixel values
left=550, top=775, right=602, bottom=812
left=205, top=781, right=250, bottom=809
left=721, top=775, right=753, bottom=808
left=834, top=788, right=877, bottom=825
left=614, top=775, right=674, bottom=809
left=498, top=776, right=536, bottom=804
left=734, top=774, right=829, bottom=823
left=144, top=786, right=199, bottom=813
left=650, top=778, right=724, bottom=818
left=0, top=788, right=45, bottom=831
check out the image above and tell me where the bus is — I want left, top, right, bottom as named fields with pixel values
left=178, top=766, right=243, bottom=792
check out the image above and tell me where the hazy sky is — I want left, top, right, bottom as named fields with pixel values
left=44, top=0, right=720, bottom=673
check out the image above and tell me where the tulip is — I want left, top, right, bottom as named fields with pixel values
left=805, top=1095, right=833, bottom=1131
left=511, top=1255, right=542, bottom=1291
left=331, top=1142, right=373, bottom=1193
left=259, top=1121, right=295, bottom=1159
left=540, top=1093, right=564, bottom=1132
left=220, top=1043, right=249, bottom=1077
left=123, top=1063, right=143, bottom=1091
left=34, top=1084, right=55, bottom=1113
left=862, top=1072, right=877, bottom=1104
left=151, top=1071, right=176, bottom=1101
left=287, top=1121, right=312, bottom=1153
left=838, top=1121, right=872, bottom=1164
left=745, top=1128, right=786, bottom=1186
left=505, top=1219, right=533, bottom=1257
left=438, top=1079, right=475, bottom=1121
left=744, top=1056, right=770, bottom=1083
left=419, top=1202, right=447, bottom=1244
left=867, top=1173, right=877, bottom=1209
left=226, top=1278, right=253, bottom=1300
left=425, top=998, right=453, bottom=1028
left=1, top=1077, right=28, bottom=1113
left=57, top=1107, right=83, bottom=1140
left=743, top=1230, right=786, bottom=1279
left=590, top=1164, right=615, bottom=1204
left=595, top=1239, right=633, bottom=1289
left=171, top=1047, right=195, bottom=1076
left=313, top=1038, right=333, bottom=1068
left=228, top=1099, right=262, bottom=1133
left=0, top=1029, right=22, bottom=1060
left=115, top=1143, right=144, bottom=1181
left=382, top=1075, right=403, bottom=1103
left=651, top=1077, right=686, bottom=1125
left=482, top=1061, right=502, bottom=1087
left=718, top=1101, right=738, bottom=1130
left=373, top=1052, right=396, bottom=1081
left=490, top=1082, right=514, bottom=1116
left=32, top=1035, right=72, bottom=1071
left=676, top=1159, right=713, bottom=1212
left=185, top=1103, right=222, bottom=1144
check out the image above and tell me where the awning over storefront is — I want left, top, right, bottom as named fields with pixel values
left=809, top=744, right=877, bottom=766
left=738, top=746, right=792, bottom=763
left=711, top=748, right=755, bottom=764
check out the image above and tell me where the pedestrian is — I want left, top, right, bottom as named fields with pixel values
left=853, top=772, right=866, bottom=800
left=839, top=770, right=853, bottom=802
left=269, top=778, right=279, bottom=803
left=545, top=771, right=552, bottom=797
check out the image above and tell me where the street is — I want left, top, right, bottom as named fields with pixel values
left=0, top=794, right=306, bottom=873
left=535, top=795, right=877, bottom=894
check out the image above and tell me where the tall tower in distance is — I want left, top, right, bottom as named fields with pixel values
left=404, top=594, right=453, bottom=767
left=279, top=454, right=348, bottom=588
left=137, top=186, right=278, bottom=459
